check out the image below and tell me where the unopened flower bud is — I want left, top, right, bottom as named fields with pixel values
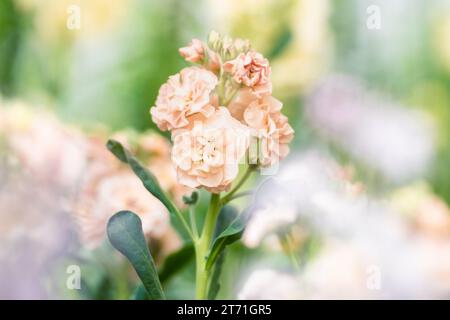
left=234, top=38, right=250, bottom=54
left=207, top=30, right=221, bottom=51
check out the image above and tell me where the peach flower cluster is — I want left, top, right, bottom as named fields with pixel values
left=150, top=67, right=218, bottom=131
left=172, top=108, right=249, bottom=193
left=150, top=33, right=294, bottom=192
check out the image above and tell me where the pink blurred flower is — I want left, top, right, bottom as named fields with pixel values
left=75, top=171, right=172, bottom=249
left=72, top=133, right=184, bottom=252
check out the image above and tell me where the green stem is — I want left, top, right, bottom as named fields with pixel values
left=221, top=166, right=255, bottom=205
left=218, top=69, right=226, bottom=105
left=221, top=190, right=253, bottom=204
left=167, top=199, right=194, bottom=241
left=195, top=193, right=221, bottom=299
left=222, top=86, right=240, bottom=106
left=189, top=205, right=199, bottom=239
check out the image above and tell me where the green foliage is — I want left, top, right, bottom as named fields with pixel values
left=206, top=206, right=245, bottom=271
left=207, top=253, right=225, bottom=300
left=107, top=210, right=165, bottom=300
left=0, top=0, right=20, bottom=95
left=158, top=243, right=195, bottom=283
left=107, top=139, right=180, bottom=222
left=130, top=284, right=148, bottom=300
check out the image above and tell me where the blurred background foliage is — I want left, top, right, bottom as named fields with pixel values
left=1, top=0, right=450, bottom=299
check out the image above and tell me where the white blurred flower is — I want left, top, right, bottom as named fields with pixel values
left=243, top=149, right=362, bottom=249
left=243, top=203, right=297, bottom=248
left=238, top=269, right=301, bottom=300
left=247, top=147, right=450, bottom=298
left=300, top=241, right=380, bottom=299
left=0, top=103, right=91, bottom=289
left=414, top=238, right=450, bottom=297
left=306, top=75, right=435, bottom=183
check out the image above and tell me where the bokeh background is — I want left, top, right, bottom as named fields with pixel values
left=1, top=0, right=450, bottom=299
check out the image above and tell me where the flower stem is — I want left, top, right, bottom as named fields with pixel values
left=222, top=190, right=253, bottom=203
left=173, top=205, right=194, bottom=241
left=189, top=205, right=199, bottom=240
left=221, top=166, right=255, bottom=205
left=195, top=193, right=221, bottom=299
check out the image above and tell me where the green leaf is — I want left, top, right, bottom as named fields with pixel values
left=107, top=210, right=165, bottom=300
left=207, top=252, right=225, bottom=300
left=130, top=284, right=148, bottom=300
left=267, top=28, right=292, bottom=60
left=106, top=139, right=180, bottom=225
left=158, top=243, right=195, bottom=283
left=214, top=205, right=238, bottom=238
left=205, top=207, right=246, bottom=271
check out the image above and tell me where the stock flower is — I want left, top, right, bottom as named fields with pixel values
left=224, top=50, right=272, bottom=96
left=179, top=38, right=205, bottom=63
left=230, top=92, right=294, bottom=167
left=227, top=88, right=255, bottom=121
left=205, top=49, right=221, bottom=73
left=171, top=107, right=249, bottom=193
left=150, top=67, right=218, bottom=131
left=258, top=112, right=294, bottom=167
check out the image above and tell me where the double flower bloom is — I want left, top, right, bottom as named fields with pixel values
left=150, top=33, right=294, bottom=193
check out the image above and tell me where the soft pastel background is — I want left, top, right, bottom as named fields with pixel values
left=1, top=0, right=450, bottom=299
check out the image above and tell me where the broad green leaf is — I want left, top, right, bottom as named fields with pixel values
left=130, top=284, right=148, bottom=300
left=205, top=208, right=246, bottom=271
left=158, top=243, right=195, bottom=283
left=107, top=210, right=165, bottom=300
left=106, top=139, right=183, bottom=230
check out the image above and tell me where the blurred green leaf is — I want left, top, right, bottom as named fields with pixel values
left=206, top=206, right=245, bottom=271
left=267, top=28, right=292, bottom=60
left=158, top=243, right=195, bottom=283
left=107, top=210, right=165, bottom=300
left=0, top=0, right=20, bottom=95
